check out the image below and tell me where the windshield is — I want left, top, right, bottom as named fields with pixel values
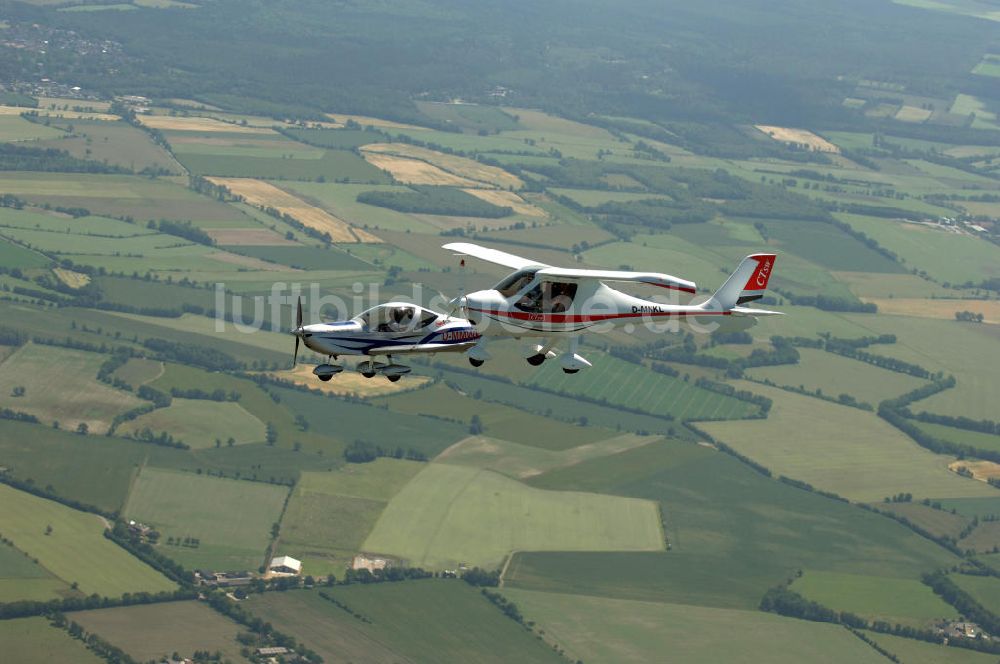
left=494, top=269, right=538, bottom=298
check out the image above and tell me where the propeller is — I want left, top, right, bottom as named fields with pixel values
left=292, top=296, right=303, bottom=366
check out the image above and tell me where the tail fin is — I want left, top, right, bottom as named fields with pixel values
left=704, top=254, right=776, bottom=311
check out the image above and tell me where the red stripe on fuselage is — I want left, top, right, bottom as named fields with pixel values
left=470, top=308, right=730, bottom=324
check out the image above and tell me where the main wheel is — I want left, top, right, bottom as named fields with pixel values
left=387, top=375, right=401, bottom=383
left=469, top=358, right=484, bottom=367
left=361, top=371, right=376, bottom=379
left=318, top=374, right=333, bottom=382
left=562, top=368, right=579, bottom=375
left=526, top=354, right=546, bottom=366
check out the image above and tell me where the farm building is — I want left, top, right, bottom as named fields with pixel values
left=268, top=555, right=302, bottom=576
left=352, top=554, right=389, bottom=572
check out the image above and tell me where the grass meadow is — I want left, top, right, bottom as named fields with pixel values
left=122, top=399, right=266, bottom=448
left=790, top=571, right=957, bottom=626
left=0, top=484, right=176, bottom=597
left=0, top=343, right=144, bottom=434
left=245, top=582, right=565, bottom=664
left=362, top=463, right=663, bottom=569
left=504, top=589, right=888, bottom=664
left=509, top=440, right=957, bottom=609
left=278, top=460, right=423, bottom=574
left=862, top=630, right=1000, bottom=664
left=0, top=617, right=104, bottom=664
left=123, top=467, right=288, bottom=572
left=70, top=601, right=247, bottom=663
left=698, top=382, right=995, bottom=502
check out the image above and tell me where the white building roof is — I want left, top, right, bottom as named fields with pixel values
left=269, top=555, right=302, bottom=572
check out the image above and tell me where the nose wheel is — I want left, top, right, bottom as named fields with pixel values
left=469, top=357, right=485, bottom=367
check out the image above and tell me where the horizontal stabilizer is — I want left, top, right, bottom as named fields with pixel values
left=730, top=306, right=784, bottom=317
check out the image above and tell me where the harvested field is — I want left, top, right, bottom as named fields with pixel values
left=206, top=177, right=378, bottom=242
left=205, top=228, right=298, bottom=246
left=52, top=267, right=90, bottom=289
left=268, top=365, right=431, bottom=398
left=462, top=188, right=546, bottom=216
left=360, top=151, right=482, bottom=187
left=755, top=125, right=840, bottom=152
left=895, top=106, right=933, bottom=123
left=324, top=112, right=421, bottom=129
left=204, top=250, right=290, bottom=270
left=0, top=106, right=118, bottom=121
left=864, top=298, right=1000, bottom=324
left=138, top=115, right=274, bottom=133
left=950, top=460, right=1000, bottom=483
left=362, top=143, right=522, bottom=188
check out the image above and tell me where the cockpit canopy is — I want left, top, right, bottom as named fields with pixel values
left=354, top=303, right=440, bottom=333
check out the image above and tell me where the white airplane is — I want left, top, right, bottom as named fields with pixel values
left=443, top=242, right=782, bottom=373
left=290, top=298, right=481, bottom=381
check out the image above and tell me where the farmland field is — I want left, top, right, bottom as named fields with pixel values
left=245, top=582, right=565, bottom=664
left=0, top=484, right=176, bottom=596
left=910, top=421, right=1000, bottom=454
left=836, top=213, right=1000, bottom=285
left=363, top=462, right=663, bottom=569
left=376, top=383, right=619, bottom=449
left=436, top=433, right=657, bottom=479
left=746, top=347, right=927, bottom=405
left=508, top=440, right=957, bottom=609
left=504, top=589, right=887, bottom=664
left=0, top=617, right=104, bottom=664
left=862, top=630, right=1000, bottom=664
left=0, top=539, right=71, bottom=602
left=280, top=182, right=436, bottom=232
left=177, top=148, right=389, bottom=183
left=38, top=119, right=182, bottom=173
left=0, top=343, right=144, bottom=434
left=790, top=571, right=957, bottom=626
left=123, top=467, right=288, bottom=572
left=950, top=573, right=1000, bottom=615
left=0, top=419, right=145, bottom=513
left=122, top=398, right=266, bottom=448
left=527, top=353, right=758, bottom=421
left=70, top=601, right=249, bottom=663
left=278, top=460, right=423, bottom=574
left=698, top=382, right=995, bottom=502
left=874, top=501, right=970, bottom=539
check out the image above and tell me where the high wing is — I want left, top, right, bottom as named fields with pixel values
left=442, top=242, right=549, bottom=271
left=536, top=267, right=697, bottom=294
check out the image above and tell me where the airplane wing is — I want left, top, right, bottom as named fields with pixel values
left=442, top=242, right=549, bottom=271
left=535, top=267, right=697, bottom=294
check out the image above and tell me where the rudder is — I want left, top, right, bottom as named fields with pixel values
left=704, top=254, right=776, bottom=311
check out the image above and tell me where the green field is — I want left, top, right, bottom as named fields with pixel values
left=377, top=383, right=619, bottom=450
left=0, top=617, right=104, bottom=664
left=282, top=127, right=384, bottom=149
left=70, top=601, right=249, bottom=663
left=0, top=172, right=248, bottom=226
left=507, top=440, right=957, bottom=609
left=875, top=501, right=970, bottom=539
left=505, top=589, right=888, bottom=664
left=0, top=483, right=176, bottom=597
left=0, top=419, right=144, bottom=513
left=94, top=276, right=218, bottom=313
left=437, top=432, right=657, bottom=479
left=363, top=462, right=663, bottom=569
left=278, top=460, right=423, bottom=574
left=280, top=181, right=436, bottom=232
left=841, top=314, right=1000, bottom=422
left=245, top=582, right=565, bottom=664
left=111, top=357, right=163, bottom=386
left=39, top=119, right=182, bottom=173
left=762, top=219, right=905, bottom=273
left=910, top=421, right=1000, bottom=455
left=950, top=573, right=1000, bottom=615
left=863, top=630, right=1000, bottom=664
left=222, top=244, right=373, bottom=270
left=747, top=347, right=927, bottom=405
left=174, top=148, right=390, bottom=182
left=699, top=381, right=995, bottom=502
left=0, top=343, right=144, bottom=434
left=123, top=467, right=288, bottom=572
left=0, top=236, right=52, bottom=269
left=0, top=539, right=71, bottom=602
left=0, top=115, right=64, bottom=141
left=959, top=521, right=1000, bottom=553
left=416, top=101, right=521, bottom=133
left=837, top=213, right=1000, bottom=285
left=790, top=571, right=956, bottom=626
left=0, top=207, right=155, bottom=237
left=548, top=187, right=670, bottom=206
left=123, top=399, right=266, bottom=448
left=527, top=354, right=758, bottom=421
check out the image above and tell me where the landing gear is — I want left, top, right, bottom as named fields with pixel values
left=318, top=374, right=333, bottom=382
left=387, top=375, right=402, bottom=382
left=526, top=354, right=546, bottom=366
left=469, top=357, right=485, bottom=367
left=313, top=360, right=344, bottom=382
left=562, top=367, right=579, bottom=374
